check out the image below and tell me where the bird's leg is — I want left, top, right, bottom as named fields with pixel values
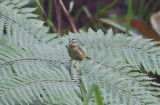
left=76, top=61, right=81, bottom=71
left=73, top=61, right=77, bottom=69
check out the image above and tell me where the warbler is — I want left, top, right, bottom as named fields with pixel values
left=67, top=39, right=90, bottom=69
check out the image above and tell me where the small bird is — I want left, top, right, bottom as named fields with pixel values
left=67, top=39, right=90, bottom=70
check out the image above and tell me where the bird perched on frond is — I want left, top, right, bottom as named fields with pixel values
left=66, top=39, right=90, bottom=70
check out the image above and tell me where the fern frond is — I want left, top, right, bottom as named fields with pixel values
left=0, top=37, right=70, bottom=78
left=1, top=1, right=160, bottom=104
left=62, top=28, right=160, bottom=75
left=0, top=66, right=82, bottom=105
left=86, top=48, right=160, bottom=100
left=0, top=40, right=70, bottom=77
left=0, top=0, right=57, bottom=47
left=80, top=59, right=160, bottom=104
left=1, top=26, right=160, bottom=104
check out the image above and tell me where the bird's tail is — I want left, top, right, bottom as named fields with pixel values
left=85, top=56, right=91, bottom=59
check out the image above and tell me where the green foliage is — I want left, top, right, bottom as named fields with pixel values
left=133, top=0, right=160, bottom=22
left=95, top=0, right=118, bottom=17
left=0, top=0, right=160, bottom=105
left=125, top=0, right=132, bottom=35
left=84, top=84, right=103, bottom=105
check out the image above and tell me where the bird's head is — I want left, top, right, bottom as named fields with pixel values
left=69, top=39, right=78, bottom=47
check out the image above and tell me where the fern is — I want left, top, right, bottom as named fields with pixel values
left=61, top=29, right=160, bottom=75
left=80, top=59, right=160, bottom=104
left=0, top=38, right=70, bottom=77
left=0, top=0, right=57, bottom=47
left=0, top=0, right=160, bottom=105
left=0, top=67, right=82, bottom=105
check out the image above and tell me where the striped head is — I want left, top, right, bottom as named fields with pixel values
left=69, top=39, right=78, bottom=47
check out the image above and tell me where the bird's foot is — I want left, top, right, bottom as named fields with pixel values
left=73, top=64, right=80, bottom=71
left=73, top=64, right=77, bottom=69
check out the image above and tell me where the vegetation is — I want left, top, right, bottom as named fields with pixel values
left=0, top=0, right=160, bottom=105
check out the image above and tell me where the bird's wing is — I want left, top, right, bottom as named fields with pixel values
left=78, top=46, right=91, bottom=59
left=78, top=46, right=85, bottom=55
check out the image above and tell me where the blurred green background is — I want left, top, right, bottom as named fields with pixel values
left=30, top=0, right=160, bottom=40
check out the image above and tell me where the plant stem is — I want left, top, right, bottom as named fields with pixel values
left=59, top=0, right=77, bottom=33
left=76, top=68, right=85, bottom=101
left=47, top=0, right=57, bottom=33
left=35, top=0, right=46, bottom=19
left=54, top=0, right=62, bottom=36
left=48, top=0, right=53, bottom=21
left=125, top=0, right=132, bottom=35
left=95, top=0, right=118, bottom=17
left=41, top=0, right=44, bottom=19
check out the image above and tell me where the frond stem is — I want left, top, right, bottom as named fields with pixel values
left=0, top=58, right=67, bottom=67
left=0, top=79, right=75, bottom=95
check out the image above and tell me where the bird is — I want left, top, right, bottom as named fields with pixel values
left=66, top=39, right=90, bottom=70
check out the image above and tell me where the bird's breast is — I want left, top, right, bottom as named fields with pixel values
left=68, top=46, right=85, bottom=61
